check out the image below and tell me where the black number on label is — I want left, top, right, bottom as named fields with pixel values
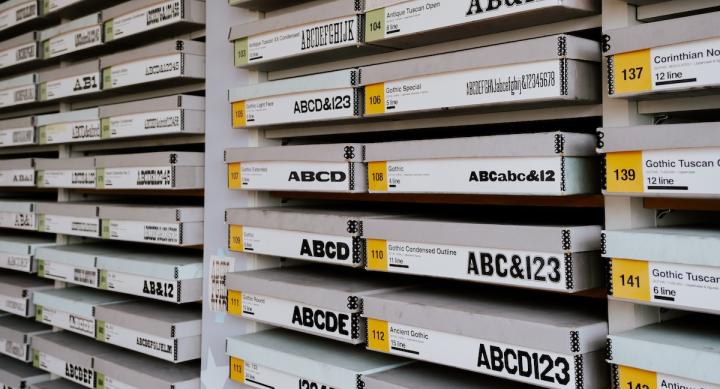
left=370, top=249, right=384, bottom=260
left=621, top=67, right=644, bottom=80
left=369, top=21, right=382, bottom=31
left=547, top=257, right=561, bottom=283
left=613, top=169, right=636, bottom=181
left=555, top=358, right=571, bottom=385
left=627, top=382, right=650, bottom=389
left=539, top=355, right=555, bottom=383
left=369, top=95, right=382, bottom=105
left=533, top=257, right=547, bottom=282
left=371, top=330, right=385, bottom=341
left=620, top=274, right=640, bottom=288
left=371, top=172, right=384, bottom=182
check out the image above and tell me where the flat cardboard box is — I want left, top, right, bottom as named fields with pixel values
left=95, top=151, right=203, bottom=190
left=0, top=273, right=53, bottom=317
left=37, top=59, right=100, bottom=101
left=363, top=362, right=538, bottom=389
left=0, top=233, right=55, bottom=273
left=99, top=94, right=205, bottom=139
left=608, top=317, right=720, bottom=385
left=94, top=351, right=200, bottom=389
left=0, top=200, right=36, bottom=231
left=31, top=331, right=117, bottom=386
left=99, top=204, right=203, bottom=246
left=36, top=202, right=100, bottom=238
left=0, top=354, right=51, bottom=389
left=0, top=31, right=40, bottom=70
left=604, top=226, right=720, bottom=267
left=0, top=73, right=37, bottom=109
left=36, top=202, right=97, bottom=219
left=39, top=13, right=102, bottom=59
left=0, top=116, right=34, bottom=148
left=0, top=315, right=51, bottom=361
left=226, top=328, right=410, bottom=389
left=36, top=108, right=100, bottom=145
left=102, top=0, right=205, bottom=42
left=0, top=0, right=39, bottom=33
left=31, top=380, right=84, bottom=389
left=598, top=122, right=720, bottom=153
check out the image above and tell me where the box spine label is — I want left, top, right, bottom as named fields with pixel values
left=42, top=71, right=100, bottom=101
left=100, top=321, right=177, bottom=362
left=370, top=157, right=565, bottom=195
left=41, top=169, right=96, bottom=188
left=0, top=127, right=34, bottom=147
left=107, top=0, right=183, bottom=40
left=367, top=239, right=568, bottom=291
left=45, top=0, right=83, bottom=14
left=611, top=37, right=720, bottom=96
left=237, top=161, right=356, bottom=192
left=0, top=295, right=27, bottom=316
left=234, top=358, right=336, bottom=389
left=617, top=365, right=720, bottom=389
left=237, top=87, right=357, bottom=127
left=107, top=220, right=181, bottom=245
left=38, top=306, right=96, bottom=337
left=46, top=25, right=102, bottom=58
left=37, top=351, right=95, bottom=388
left=0, top=252, right=32, bottom=272
left=40, top=215, right=100, bottom=237
left=0, top=42, right=37, bottom=69
left=40, top=119, right=102, bottom=144
left=365, top=60, right=562, bottom=116
left=102, top=270, right=180, bottom=303
left=231, top=291, right=360, bottom=342
left=233, top=226, right=359, bottom=266
left=102, top=166, right=174, bottom=189
left=0, top=211, right=35, bottom=230
left=99, top=374, right=134, bottom=389
left=367, top=319, right=577, bottom=388
left=40, top=260, right=98, bottom=287
left=242, top=15, right=358, bottom=66
left=105, top=109, right=183, bottom=139
left=0, top=84, right=36, bottom=107
left=106, top=53, right=184, bottom=89
left=0, top=338, right=28, bottom=361
left=0, top=169, right=34, bottom=187
left=0, top=1, right=37, bottom=31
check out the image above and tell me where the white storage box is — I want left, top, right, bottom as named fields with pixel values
left=0, top=315, right=51, bottom=362
left=0, top=354, right=51, bottom=389
left=0, top=200, right=37, bottom=231
left=36, top=202, right=100, bottom=238
left=0, top=158, right=36, bottom=187
left=0, top=0, right=39, bottom=33
left=99, top=204, right=203, bottom=246
left=0, top=116, right=35, bottom=148
left=38, top=60, right=100, bottom=101
left=0, top=73, right=37, bottom=108
left=226, top=328, right=409, bottom=388
left=0, top=232, right=55, bottom=273
left=0, top=31, right=40, bottom=70
left=40, top=13, right=102, bottom=59
left=35, top=244, right=98, bottom=288
left=363, top=362, right=538, bottom=389
left=0, top=273, right=53, bottom=317
left=94, top=351, right=199, bottom=389
left=95, top=151, right=203, bottom=190
left=225, top=143, right=365, bottom=192
left=36, top=157, right=95, bottom=189
left=102, top=0, right=205, bottom=42
left=94, top=301, right=201, bottom=363
left=36, top=109, right=101, bottom=145
left=365, top=132, right=598, bottom=196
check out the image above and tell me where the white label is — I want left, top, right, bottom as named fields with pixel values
left=41, top=120, right=102, bottom=144
left=379, top=241, right=567, bottom=291
left=107, top=220, right=181, bottom=245
left=0, top=212, right=35, bottom=230
left=39, top=306, right=95, bottom=337
left=646, top=261, right=720, bottom=313
left=242, top=88, right=356, bottom=127
left=379, top=322, right=576, bottom=388
left=0, top=42, right=37, bottom=69
left=1, top=338, right=27, bottom=361
left=375, top=0, right=553, bottom=40
left=0, top=84, right=35, bottom=108
left=0, top=169, right=34, bottom=187
left=41, top=215, right=100, bottom=237
left=240, top=292, right=358, bottom=342
left=379, top=157, right=564, bottom=195
left=0, top=252, right=32, bottom=272
left=240, top=226, right=357, bottom=266
left=209, top=255, right=235, bottom=312
left=41, top=260, right=97, bottom=287
left=103, top=270, right=179, bottom=303
left=41, top=169, right=96, bottom=188
left=102, top=375, right=135, bottom=389
left=239, top=161, right=355, bottom=192
left=108, top=53, right=183, bottom=89
left=109, top=0, right=183, bottom=40
left=103, top=166, right=174, bottom=189
left=37, top=351, right=95, bottom=388
left=0, top=127, right=34, bottom=147
left=655, top=372, right=720, bottom=389
left=43, top=71, right=100, bottom=100
left=245, top=16, right=358, bottom=65
left=107, top=109, right=183, bottom=138
left=0, top=295, right=27, bottom=316
left=641, top=147, right=720, bottom=195
left=243, top=361, right=336, bottom=389
left=648, top=37, right=720, bottom=93
left=46, top=25, right=102, bottom=58
left=101, top=322, right=178, bottom=362
left=0, top=1, right=37, bottom=31
left=45, top=0, right=83, bottom=14
left=377, top=60, right=561, bottom=115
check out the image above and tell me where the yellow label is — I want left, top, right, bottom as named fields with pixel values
left=229, top=225, right=244, bottom=252
left=612, top=259, right=650, bottom=302
left=368, top=162, right=389, bottom=192
left=618, top=365, right=657, bottom=389
left=228, top=163, right=241, bottom=189
left=229, top=357, right=245, bottom=383
left=366, top=239, right=388, bottom=271
left=367, top=318, right=390, bottom=352
left=613, top=49, right=652, bottom=94
left=606, top=151, right=644, bottom=193
left=365, top=83, right=385, bottom=115
left=227, top=290, right=243, bottom=316
left=232, top=101, right=246, bottom=128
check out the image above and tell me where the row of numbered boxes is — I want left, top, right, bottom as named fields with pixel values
left=0, top=38, right=204, bottom=109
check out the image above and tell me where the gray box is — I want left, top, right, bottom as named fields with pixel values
left=0, top=315, right=51, bottom=362
left=0, top=273, right=53, bottom=317
left=39, top=13, right=101, bottom=59
left=31, top=331, right=117, bottom=386
left=0, top=0, right=39, bottom=33
left=36, top=157, right=95, bottom=189
left=95, top=151, right=204, bottom=190
left=99, top=94, right=205, bottom=139
left=0, top=116, right=35, bottom=148
left=94, top=351, right=199, bottom=389
left=598, top=122, right=720, bottom=153
left=0, top=73, right=37, bottom=108
left=0, top=200, right=36, bottom=231
left=226, top=328, right=410, bottom=389
left=363, top=362, right=539, bottom=389
left=37, top=59, right=100, bottom=101
left=0, top=354, right=51, bottom=389
left=0, top=232, right=54, bottom=273
left=102, top=0, right=205, bottom=42
left=99, top=204, right=203, bottom=246
left=226, top=266, right=411, bottom=344
left=0, top=31, right=40, bottom=70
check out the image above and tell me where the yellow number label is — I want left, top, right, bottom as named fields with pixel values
left=613, top=49, right=652, bottom=95
left=606, top=152, right=644, bottom=193
left=228, top=225, right=244, bottom=252
left=367, top=318, right=390, bottom=353
left=612, top=259, right=650, bottom=302
left=618, top=365, right=657, bottom=389
left=229, top=357, right=245, bottom=383
left=368, top=162, right=388, bottom=192
left=365, top=83, right=385, bottom=115
left=227, top=290, right=243, bottom=316
left=228, top=163, right=242, bottom=189
left=366, top=239, right=389, bottom=271
left=232, top=101, right=246, bottom=128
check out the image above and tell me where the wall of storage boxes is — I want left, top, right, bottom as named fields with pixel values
left=0, top=0, right=718, bottom=388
